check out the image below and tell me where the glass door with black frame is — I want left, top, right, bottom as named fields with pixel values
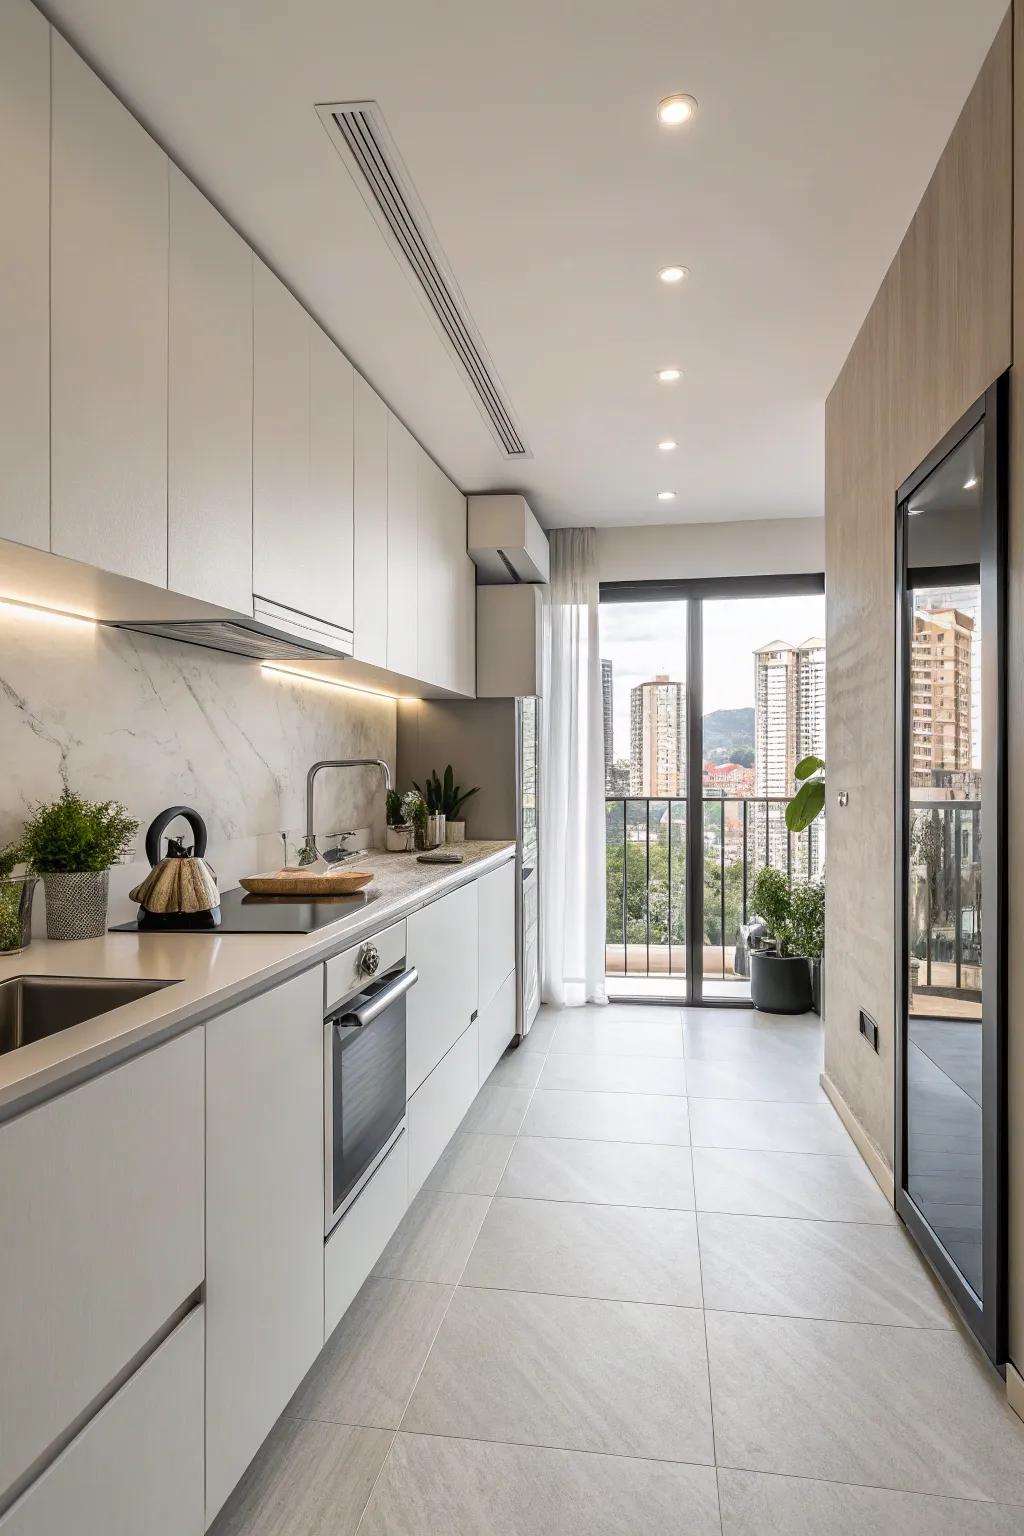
left=896, top=381, right=1006, bottom=1365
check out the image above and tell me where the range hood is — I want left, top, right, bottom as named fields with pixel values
left=109, top=595, right=355, bottom=662
left=468, top=495, right=550, bottom=584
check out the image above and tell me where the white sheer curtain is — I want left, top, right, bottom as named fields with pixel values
left=540, top=528, right=607, bottom=1007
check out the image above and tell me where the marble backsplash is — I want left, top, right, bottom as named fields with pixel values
left=0, top=604, right=396, bottom=926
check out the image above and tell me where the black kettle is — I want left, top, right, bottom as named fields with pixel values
left=129, top=806, right=221, bottom=929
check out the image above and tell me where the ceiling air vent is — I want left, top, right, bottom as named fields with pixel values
left=317, top=100, right=529, bottom=459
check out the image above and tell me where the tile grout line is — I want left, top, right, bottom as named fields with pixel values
left=691, top=1090, right=725, bottom=1536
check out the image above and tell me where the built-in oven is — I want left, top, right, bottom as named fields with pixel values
left=324, top=952, right=417, bottom=1236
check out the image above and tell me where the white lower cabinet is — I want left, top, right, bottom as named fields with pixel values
left=0, top=1029, right=204, bottom=1502
left=478, top=968, right=516, bottom=1085
left=407, top=1021, right=479, bottom=1198
left=324, top=1132, right=408, bottom=1338
left=478, top=861, right=516, bottom=1016
left=0, top=1308, right=204, bottom=1536
left=205, top=968, right=325, bottom=1526
left=406, top=882, right=479, bottom=1096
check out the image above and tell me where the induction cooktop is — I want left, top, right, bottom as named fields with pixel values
left=111, top=884, right=381, bottom=935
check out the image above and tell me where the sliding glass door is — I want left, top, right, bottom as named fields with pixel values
left=600, top=574, right=825, bottom=1005
left=895, top=378, right=1007, bottom=1365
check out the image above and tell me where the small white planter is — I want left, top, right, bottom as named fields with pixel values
left=445, top=821, right=466, bottom=844
left=385, top=825, right=413, bottom=853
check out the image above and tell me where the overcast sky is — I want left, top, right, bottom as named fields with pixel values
left=599, top=594, right=826, bottom=761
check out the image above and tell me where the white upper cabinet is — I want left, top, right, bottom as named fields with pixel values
left=50, top=36, right=169, bottom=586
left=416, top=450, right=475, bottom=696
left=445, top=474, right=477, bottom=696
left=0, top=0, right=49, bottom=551
left=252, top=259, right=310, bottom=617
left=353, top=375, right=388, bottom=668
left=168, top=169, right=253, bottom=614
left=309, top=321, right=355, bottom=633
left=386, top=413, right=419, bottom=676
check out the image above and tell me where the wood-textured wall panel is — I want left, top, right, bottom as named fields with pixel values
left=824, top=14, right=1011, bottom=1177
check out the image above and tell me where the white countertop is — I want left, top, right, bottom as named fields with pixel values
left=0, top=840, right=515, bottom=1122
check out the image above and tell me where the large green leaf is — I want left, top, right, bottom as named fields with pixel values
left=785, top=779, right=825, bottom=832
left=794, top=754, right=825, bottom=782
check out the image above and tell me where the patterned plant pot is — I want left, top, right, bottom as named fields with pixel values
left=43, top=869, right=110, bottom=940
left=0, top=876, right=37, bottom=954
left=445, top=821, right=466, bottom=844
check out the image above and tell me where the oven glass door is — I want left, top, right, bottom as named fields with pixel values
left=329, top=974, right=408, bottom=1223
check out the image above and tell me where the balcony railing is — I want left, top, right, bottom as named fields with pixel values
left=604, top=795, right=824, bottom=987
left=908, top=799, right=982, bottom=1010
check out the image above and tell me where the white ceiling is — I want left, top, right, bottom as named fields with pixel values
left=39, top=0, right=1007, bottom=528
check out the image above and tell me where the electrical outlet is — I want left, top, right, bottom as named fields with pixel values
left=859, top=1009, right=879, bottom=1052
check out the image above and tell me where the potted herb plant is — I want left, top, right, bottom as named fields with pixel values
left=385, top=789, right=413, bottom=852
left=414, top=766, right=480, bottom=844
left=0, top=841, right=36, bottom=955
left=21, top=789, right=139, bottom=940
left=790, top=877, right=825, bottom=1016
left=748, top=866, right=813, bottom=1014
left=403, top=791, right=429, bottom=852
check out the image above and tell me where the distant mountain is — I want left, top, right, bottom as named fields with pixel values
left=702, top=706, right=754, bottom=763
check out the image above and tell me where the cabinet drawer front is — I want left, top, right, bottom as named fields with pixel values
left=324, top=1132, right=408, bottom=1339
left=406, top=884, right=478, bottom=1096
left=478, top=969, right=517, bottom=1085
left=325, top=920, right=406, bottom=1013
left=0, top=1309, right=204, bottom=1536
left=0, top=1029, right=204, bottom=1500
left=477, top=861, right=516, bottom=1015
left=407, top=1022, right=478, bottom=1198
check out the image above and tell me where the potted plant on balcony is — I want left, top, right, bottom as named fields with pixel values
left=413, top=766, right=479, bottom=844
left=385, top=789, right=413, bottom=852
left=790, top=877, right=825, bottom=1016
left=21, top=789, right=138, bottom=940
left=748, top=866, right=813, bottom=1014
left=785, top=754, right=825, bottom=833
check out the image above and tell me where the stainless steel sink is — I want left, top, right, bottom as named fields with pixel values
left=0, top=975, right=177, bottom=1057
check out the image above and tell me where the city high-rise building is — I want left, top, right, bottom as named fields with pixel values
left=630, top=675, right=686, bottom=795
left=754, top=637, right=826, bottom=795
left=601, top=659, right=613, bottom=784
left=917, top=587, right=980, bottom=768
left=910, top=607, right=974, bottom=788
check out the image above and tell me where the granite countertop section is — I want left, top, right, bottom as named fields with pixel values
left=0, top=839, right=515, bottom=1124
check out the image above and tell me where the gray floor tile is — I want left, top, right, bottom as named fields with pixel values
left=359, top=1434, right=722, bottom=1536
left=288, top=1277, right=452, bottom=1430
left=718, top=1467, right=1024, bottom=1535
left=463, top=1196, right=703, bottom=1307
left=209, top=1417, right=390, bottom=1536
left=485, top=1044, right=546, bottom=1088
left=698, top=1212, right=955, bottom=1328
left=684, top=1015, right=822, bottom=1062
left=373, top=1191, right=490, bottom=1284
left=707, top=1311, right=1024, bottom=1502
left=522, top=1087, right=690, bottom=1145
left=403, top=1285, right=714, bottom=1464
left=421, top=1131, right=515, bottom=1196
left=520, top=1011, right=557, bottom=1052
left=498, top=1135, right=695, bottom=1209
left=459, top=1084, right=533, bottom=1135
left=538, top=1051, right=688, bottom=1095
left=685, top=1056, right=826, bottom=1102
left=693, top=1147, right=898, bottom=1224
left=689, top=1097, right=855, bottom=1155
left=548, top=1015, right=685, bottom=1057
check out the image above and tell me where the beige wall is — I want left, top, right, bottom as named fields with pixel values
left=824, top=11, right=1013, bottom=1344
left=595, top=517, right=823, bottom=584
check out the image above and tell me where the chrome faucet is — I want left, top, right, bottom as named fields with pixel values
left=301, top=759, right=393, bottom=865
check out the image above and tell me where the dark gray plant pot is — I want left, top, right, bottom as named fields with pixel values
left=43, top=870, right=109, bottom=940
left=750, top=951, right=813, bottom=1015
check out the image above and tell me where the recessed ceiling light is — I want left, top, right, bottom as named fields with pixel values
left=657, top=94, right=698, bottom=127
left=657, top=367, right=682, bottom=383
left=963, top=475, right=978, bottom=490
left=657, top=490, right=676, bottom=501
left=659, top=265, right=689, bottom=284
left=658, top=439, right=677, bottom=452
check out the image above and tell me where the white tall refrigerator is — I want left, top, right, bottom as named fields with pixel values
left=396, top=694, right=541, bottom=1039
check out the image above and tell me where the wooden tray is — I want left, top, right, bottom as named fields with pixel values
left=239, top=868, right=374, bottom=897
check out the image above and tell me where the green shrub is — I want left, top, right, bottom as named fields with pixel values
left=789, top=878, right=825, bottom=960
left=22, top=789, right=139, bottom=874
left=750, top=866, right=794, bottom=955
